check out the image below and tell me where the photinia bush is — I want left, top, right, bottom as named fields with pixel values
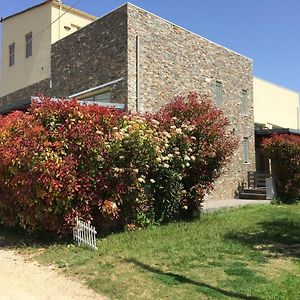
left=0, top=93, right=236, bottom=236
left=152, top=93, right=236, bottom=217
left=262, top=134, right=300, bottom=203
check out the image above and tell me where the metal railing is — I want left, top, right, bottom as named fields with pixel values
left=248, top=172, right=272, bottom=188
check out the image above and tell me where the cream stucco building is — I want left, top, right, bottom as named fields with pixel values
left=254, top=77, right=300, bottom=130
left=0, top=0, right=96, bottom=97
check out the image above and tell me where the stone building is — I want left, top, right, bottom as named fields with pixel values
left=0, top=2, right=256, bottom=199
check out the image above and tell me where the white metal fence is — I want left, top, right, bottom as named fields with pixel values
left=73, top=217, right=98, bottom=250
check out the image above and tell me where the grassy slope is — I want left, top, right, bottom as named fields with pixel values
left=2, top=204, right=300, bottom=299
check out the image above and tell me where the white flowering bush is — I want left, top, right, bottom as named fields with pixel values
left=103, top=93, right=237, bottom=229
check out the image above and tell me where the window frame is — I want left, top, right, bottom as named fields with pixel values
left=243, top=137, right=249, bottom=164
left=25, top=32, right=32, bottom=58
left=215, top=81, right=222, bottom=108
left=241, top=89, right=248, bottom=115
left=79, top=90, right=112, bottom=103
left=9, top=43, right=15, bottom=67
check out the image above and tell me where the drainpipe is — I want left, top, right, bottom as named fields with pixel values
left=136, top=35, right=140, bottom=113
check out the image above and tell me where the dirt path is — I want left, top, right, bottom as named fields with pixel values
left=0, top=249, right=109, bottom=300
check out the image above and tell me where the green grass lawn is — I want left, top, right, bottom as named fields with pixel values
left=1, top=204, right=300, bottom=300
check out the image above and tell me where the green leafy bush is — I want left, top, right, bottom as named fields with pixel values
left=262, top=134, right=300, bottom=203
left=0, top=93, right=236, bottom=235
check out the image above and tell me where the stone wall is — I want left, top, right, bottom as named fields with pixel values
left=0, top=79, right=51, bottom=113
left=127, top=4, right=255, bottom=199
left=50, top=5, right=128, bottom=105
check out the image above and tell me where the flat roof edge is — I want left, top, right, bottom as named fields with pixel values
left=254, top=76, right=299, bottom=95
left=1, top=0, right=97, bottom=23
left=126, top=2, right=252, bottom=61
left=1, top=1, right=48, bottom=22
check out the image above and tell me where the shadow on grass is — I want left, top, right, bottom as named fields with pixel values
left=226, top=219, right=300, bottom=259
left=124, top=258, right=262, bottom=300
left=0, top=225, right=67, bottom=249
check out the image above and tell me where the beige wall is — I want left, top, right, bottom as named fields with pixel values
left=254, top=77, right=300, bottom=130
left=51, top=3, right=96, bottom=44
left=0, top=4, right=52, bottom=97
left=0, top=1, right=96, bottom=97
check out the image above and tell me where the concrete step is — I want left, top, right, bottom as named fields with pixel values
left=202, top=199, right=271, bottom=213
left=242, top=188, right=266, bottom=195
left=239, top=192, right=267, bottom=200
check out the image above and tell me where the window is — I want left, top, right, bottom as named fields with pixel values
left=215, top=81, right=222, bottom=108
left=80, top=91, right=112, bottom=103
left=71, top=24, right=81, bottom=31
left=9, top=43, right=15, bottom=66
left=241, top=90, right=248, bottom=114
left=25, top=32, right=32, bottom=58
left=243, top=137, right=249, bottom=164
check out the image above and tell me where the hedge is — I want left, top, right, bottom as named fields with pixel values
left=0, top=93, right=236, bottom=236
left=262, top=134, right=300, bottom=203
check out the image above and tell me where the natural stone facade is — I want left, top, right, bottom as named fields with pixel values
left=0, top=3, right=255, bottom=199
left=50, top=5, right=128, bottom=104
left=0, top=79, right=51, bottom=113
left=127, top=4, right=255, bottom=199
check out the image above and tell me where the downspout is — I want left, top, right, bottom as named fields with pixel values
left=136, top=35, right=140, bottom=113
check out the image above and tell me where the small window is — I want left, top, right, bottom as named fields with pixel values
left=243, top=137, right=249, bottom=164
left=9, top=43, right=15, bottom=66
left=215, top=81, right=222, bottom=108
left=94, top=92, right=111, bottom=102
left=81, top=91, right=112, bottom=103
left=241, top=90, right=248, bottom=114
left=71, top=24, right=81, bottom=31
left=25, top=32, right=32, bottom=58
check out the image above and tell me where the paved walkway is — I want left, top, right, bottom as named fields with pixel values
left=203, top=199, right=271, bottom=213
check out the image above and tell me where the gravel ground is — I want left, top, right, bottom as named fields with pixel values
left=0, top=249, right=108, bottom=300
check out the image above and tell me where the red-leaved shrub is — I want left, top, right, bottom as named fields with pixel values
left=262, top=134, right=300, bottom=203
left=0, top=94, right=236, bottom=236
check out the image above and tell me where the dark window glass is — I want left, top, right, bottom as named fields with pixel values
left=243, top=137, right=249, bottom=163
left=241, top=90, right=248, bottom=114
left=25, top=32, right=32, bottom=58
left=81, top=91, right=111, bottom=103
left=9, top=43, right=15, bottom=66
left=215, top=81, right=222, bottom=108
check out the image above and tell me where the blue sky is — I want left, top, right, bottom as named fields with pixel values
left=1, top=0, right=300, bottom=95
